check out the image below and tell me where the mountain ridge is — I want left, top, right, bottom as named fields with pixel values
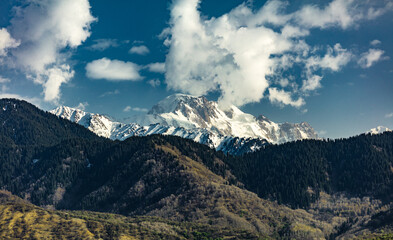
left=50, top=94, right=318, bottom=154
left=125, top=94, right=319, bottom=143
left=368, top=126, right=392, bottom=135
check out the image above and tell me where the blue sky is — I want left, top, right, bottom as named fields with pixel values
left=0, top=0, right=392, bottom=138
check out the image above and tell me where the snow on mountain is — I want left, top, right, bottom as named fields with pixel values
left=368, top=126, right=392, bottom=135
left=50, top=106, right=266, bottom=155
left=130, top=94, right=318, bottom=144
left=50, top=94, right=318, bottom=154
left=50, top=106, right=124, bottom=139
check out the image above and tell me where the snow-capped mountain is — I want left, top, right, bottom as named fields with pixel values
left=50, top=105, right=268, bottom=155
left=50, top=94, right=318, bottom=154
left=130, top=94, right=318, bottom=144
left=368, top=126, right=392, bottom=135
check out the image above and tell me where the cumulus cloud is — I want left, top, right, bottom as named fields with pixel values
left=165, top=0, right=296, bottom=106
left=0, top=76, right=10, bottom=83
left=123, top=105, right=148, bottom=112
left=358, top=49, right=386, bottom=68
left=302, top=75, right=323, bottom=92
left=0, top=28, right=20, bottom=57
left=295, top=0, right=357, bottom=29
left=306, top=44, right=352, bottom=72
left=4, top=0, right=96, bottom=103
left=366, top=2, right=393, bottom=20
left=281, top=25, right=309, bottom=38
left=301, top=43, right=351, bottom=92
left=148, top=79, right=161, bottom=87
left=278, top=78, right=289, bottom=87
left=146, top=62, right=165, bottom=73
left=370, top=39, right=381, bottom=46
left=129, top=45, right=150, bottom=55
left=86, top=58, right=142, bottom=81
left=163, top=0, right=383, bottom=108
left=88, top=39, right=120, bottom=51
left=42, top=65, right=74, bottom=102
left=268, top=88, right=305, bottom=108
left=385, top=112, right=393, bottom=118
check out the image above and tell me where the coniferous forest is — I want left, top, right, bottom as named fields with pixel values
left=1, top=98, right=393, bottom=239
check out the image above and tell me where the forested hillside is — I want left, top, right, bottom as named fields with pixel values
left=0, top=190, right=263, bottom=240
left=1, top=98, right=393, bottom=238
left=228, top=133, right=393, bottom=208
left=0, top=99, right=99, bottom=146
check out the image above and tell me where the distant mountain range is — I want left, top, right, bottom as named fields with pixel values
left=368, top=126, right=392, bottom=135
left=50, top=94, right=318, bottom=154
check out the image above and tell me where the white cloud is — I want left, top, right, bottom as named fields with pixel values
left=88, top=39, right=119, bottom=51
left=278, top=78, right=289, bottom=87
left=268, top=88, right=305, bottom=108
left=306, top=44, right=352, bottom=72
left=74, top=102, right=88, bottom=111
left=163, top=0, right=376, bottom=108
left=123, top=106, right=132, bottom=112
left=301, top=43, right=351, bottom=92
left=148, top=79, right=161, bottom=87
left=5, top=0, right=96, bottom=103
left=247, top=0, right=291, bottom=27
left=302, top=75, right=323, bottom=92
left=147, top=62, right=165, bottom=73
left=386, top=112, right=393, bottom=118
left=0, top=28, right=20, bottom=57
left=133, top=107, right=148, bottom=112
left=164, top=0, right=296, bottom=107
left=366, top=2, right=393, bottom=20
left=295, top=0, right=356, bottom=29
left=318, top=130, right=327, bottom=136
left=281, top=25, right=309, bottom=38
left=129, top=45, right=150, bottom=55
left=86, top=58, right=142, bottom=81
left=370, top=39, right=381, bottom=46
left=42, top=65, right=74, bottom=102
left=100, top=89, right=120, bottom=97
left=123, top=105, right=148, bottom=112
left=0, top=76, right=10, bottom=83
left=358, top=49, right=386, bottom=68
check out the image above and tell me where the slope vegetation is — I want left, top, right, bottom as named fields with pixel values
left=1, top=98, right=393, bottom=239
left=0, top=191, right=263, bottom=239
left=228, top=133, right=393, bottom=208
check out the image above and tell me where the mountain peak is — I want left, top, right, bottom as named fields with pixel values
left=50, top=94, right=318, bottom=152
left=50, top=106, right=119, bottom=138
left=132, top=94, right=318, bottom=142
left=368, top=126, right=392, bottom=135
left=51, top=106, right=91, bottom=126
left=148, top=94, right=208, bottom=115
